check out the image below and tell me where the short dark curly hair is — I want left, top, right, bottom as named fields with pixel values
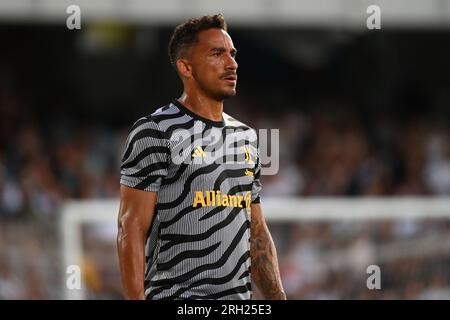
left=168, top=14, right=227, bottom=70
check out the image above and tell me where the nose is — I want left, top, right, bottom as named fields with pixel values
left=225, top=53, right=238, bottom=71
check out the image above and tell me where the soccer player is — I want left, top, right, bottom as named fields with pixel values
left=117, top=14, right=286, bottom=300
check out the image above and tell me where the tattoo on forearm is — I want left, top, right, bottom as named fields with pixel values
left=251, top=216, right=286, bottom=300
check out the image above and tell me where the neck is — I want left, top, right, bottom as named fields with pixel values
left=178, top=91, right=223, bottom=122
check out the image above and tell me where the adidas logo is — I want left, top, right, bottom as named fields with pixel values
left=192, top=146, right=206, bottom=158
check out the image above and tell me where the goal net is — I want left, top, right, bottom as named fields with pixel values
left=60, top=197, right=450, bottom=299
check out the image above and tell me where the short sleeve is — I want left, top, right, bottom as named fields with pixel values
left=120, top=118, right=170, bottom=192
left=251, top=146, right=262, bottom=204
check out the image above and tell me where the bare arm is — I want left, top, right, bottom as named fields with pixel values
left=117, top=185, right=157, bottom=300
left=250, top=203, right=286, bottom=300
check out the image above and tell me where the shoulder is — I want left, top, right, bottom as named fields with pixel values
left=128, top=103, right=182, bottom=136
left=223, top=113, right=260, bottom=150
left=223, top=112, right=257, bottom=133
left=150, top=103, right=181, bottom=122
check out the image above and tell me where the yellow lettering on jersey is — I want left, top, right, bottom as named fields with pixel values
left=216, top=191, right=222, bottom=206
left=221, top=195, right=229, bottom=206
left=237, top=195, right=243, bottom=208
left=242, top=146, right=254, bottom=165
left=244, top=169, right=254, bottom=177
left=228, top=195, right=238, bottom=207
left=193, top=191, right=206, bottom=207
left=193, top=191, right=252, bottom=208
left=245, top=192, right=252, bottom=208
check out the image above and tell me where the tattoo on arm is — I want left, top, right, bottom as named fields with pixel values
left=251, top=208, right=286, bottom=300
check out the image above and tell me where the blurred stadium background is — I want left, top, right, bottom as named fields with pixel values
left=1, top=0, right=450, bottom=299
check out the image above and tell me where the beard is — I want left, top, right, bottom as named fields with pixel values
left=205, top=84, right=237, bottom=102
left=195, top=74, right=237, bottom=101
left=217, top=87, right=236, bottom=100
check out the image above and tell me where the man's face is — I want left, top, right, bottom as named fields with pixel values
left=188, top=28, right=238, bottom=101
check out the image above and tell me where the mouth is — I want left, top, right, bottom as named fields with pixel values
left=222, top=75, right=237, bottom=84
left=221, top=73, right=237, bottom=80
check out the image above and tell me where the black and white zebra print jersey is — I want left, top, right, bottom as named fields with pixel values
left=120, top=99, right=262, bottom=300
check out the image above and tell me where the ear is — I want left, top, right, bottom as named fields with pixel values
left=176, top=59, right=193, bottom=79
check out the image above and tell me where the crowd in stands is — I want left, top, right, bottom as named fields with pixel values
left=1, top=26, right=450, bottom=298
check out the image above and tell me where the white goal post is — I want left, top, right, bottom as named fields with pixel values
left=60, top=196, right=450, bottom=300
